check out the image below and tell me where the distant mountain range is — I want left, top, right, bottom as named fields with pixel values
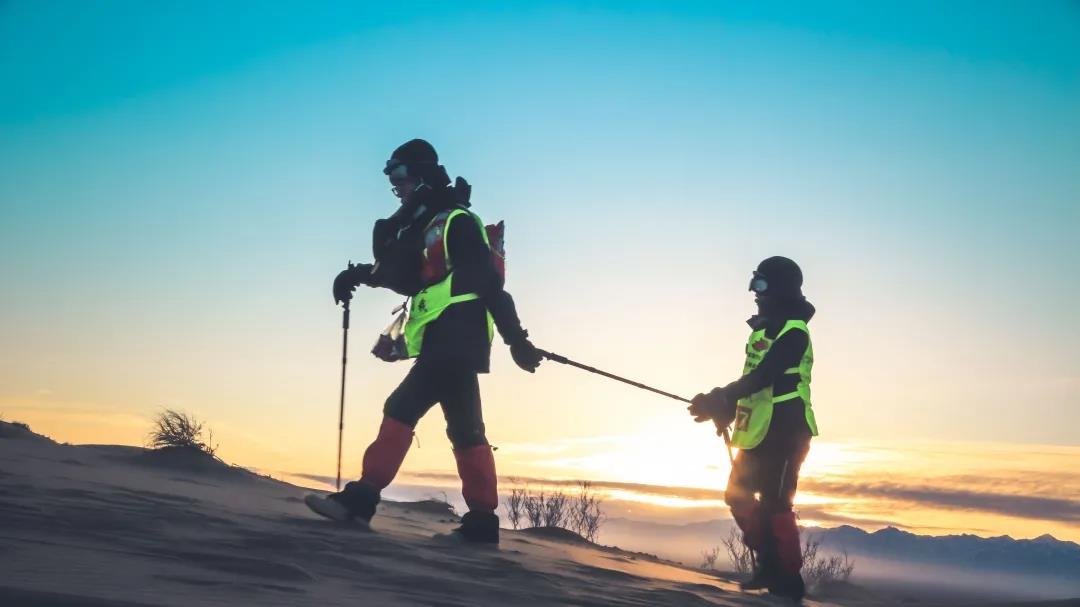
left=807, top=524, right=1080, bottom=579
left=603, top=517, right=1080, bottom=599
left=604, top=516, right=1080, bottom=578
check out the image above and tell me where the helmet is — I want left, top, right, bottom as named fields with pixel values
left=383, top=139, right=450, bottom=188
left=749, top=256, right=803, bottom=298
left=384, top=139, right=438, bottom=176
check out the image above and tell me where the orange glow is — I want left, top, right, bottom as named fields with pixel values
left=6, top=402, right=1079, bottom=543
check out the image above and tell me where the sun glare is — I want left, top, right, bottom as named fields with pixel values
left=602, top=489, right=727, bottom=510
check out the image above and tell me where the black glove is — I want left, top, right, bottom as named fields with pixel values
left=373, top=207, right=412, bottom=259
left=332, top=262, right=374, bottom=305
left=688, top=388, right=737, bottom=429
left=508, top=331, right=542, bottom=373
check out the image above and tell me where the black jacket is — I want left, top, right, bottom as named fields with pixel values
left=720, top=297, right=817, bottom=439
left=369, top=184, right=526, bottom=373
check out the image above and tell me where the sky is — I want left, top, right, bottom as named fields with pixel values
left=2, top=1, right=1079, bottom=541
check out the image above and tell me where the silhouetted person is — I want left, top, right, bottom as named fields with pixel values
left=688, top=256, right=819, bottom=601
left=307, top=139, right=542, bottom=544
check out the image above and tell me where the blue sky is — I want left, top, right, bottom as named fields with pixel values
left=2, top=1, right=1079, bottom=480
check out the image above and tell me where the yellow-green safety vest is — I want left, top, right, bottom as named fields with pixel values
left=730, top=319, right=819, bottom=449
left=403, top=209, right=495, bottom=357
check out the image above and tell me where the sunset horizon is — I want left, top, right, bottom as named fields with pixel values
left=7, top=408, right=1079, bottom=545
left=3, top=1, right=1078, bottom=604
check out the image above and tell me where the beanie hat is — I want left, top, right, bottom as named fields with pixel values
left=753, top=256, right=804, bottom=298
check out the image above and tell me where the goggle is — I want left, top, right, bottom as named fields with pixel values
left=384, top=160, right=409, bottom=179
left=749, top=272, right=769, bottom=294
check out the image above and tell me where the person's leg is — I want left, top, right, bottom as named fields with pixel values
left=725, top=448, right=772, bottom=586
left=333, top=359, right=440, bottom=521
left=441, top=370, right=499, bottom=542
left=725, top=449, right=766, bottom=550
left=758, top=431, right=812, bottom=600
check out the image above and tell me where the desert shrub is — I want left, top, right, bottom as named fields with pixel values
left=801, top=536, right=855, bottom=588
left=700, top=545, right=721, bottom=570
left=506, top=482, right=526, bottom=530
left=543, top=491, right=569, bottom=528
left=504, top=481, right=606, bottom=542
left=569, top=481, right=605, bottom=542
left=148, top=409, right=217, bottom=457
left=721, top=526, right=754, bottom=575
left=713, top=528, right=856, bottom=586
left=522, top=489, right=546, bottom=528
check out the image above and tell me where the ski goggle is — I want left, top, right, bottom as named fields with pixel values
left=749, top=272, right=769, bottom=294
left=384, top=160, right=409, bottom=178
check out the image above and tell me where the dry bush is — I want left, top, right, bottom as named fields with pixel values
left=801, top=536, right=855, bottom=588
left=148, top=409, right=217, bottom=457
left=571, top=481, right=603, bottom=541
left=523, top=489, right=546, bottom=528
left=713, top=528, right=856, bottom=586
left=700, top=545, right=721, bottom=570
left=504, top=482, right=606, bottom=542
left=543, top=491, right=569, bottom=528
left=721, top=526, right=754, bottom=575
left=506, top=483, right=526, bottom=530
left=569, top=481, right=605, bottom=542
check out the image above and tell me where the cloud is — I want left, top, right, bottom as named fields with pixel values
left=793, top=505, right=911, bottom=529
left=288, top=472, right=336, bottom=486
left=801, top=478, right=1080, bottom=524
left=284, top=468, right=1080, bottom=528
left=402, top=471, right=730, bottom=500
left=793, top=504, right=994, bottom=534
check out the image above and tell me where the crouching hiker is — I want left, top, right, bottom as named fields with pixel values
left=306, top=139, right=543, bottom=544
left=688, top=256, right=819, bottom=601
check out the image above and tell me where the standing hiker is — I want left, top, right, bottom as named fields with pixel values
left=687, top=256, right=818, bottom=601
left=307, top=139, right=543, bottom=544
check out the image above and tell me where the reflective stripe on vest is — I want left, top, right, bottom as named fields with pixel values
left=404, top=209, right=495, bottom=358
left=730, top=319, right=819, bottom=450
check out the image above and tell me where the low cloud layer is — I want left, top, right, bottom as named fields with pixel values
left=800, top=477, right=1080, bottom=524
left=402, top=470, right=1080, bottom=526
left=286, top=467, right=1080, bottom=529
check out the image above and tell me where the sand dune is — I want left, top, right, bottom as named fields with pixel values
left=0, top=426, right=844, bottom=606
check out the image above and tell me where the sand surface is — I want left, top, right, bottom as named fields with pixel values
left=0, top=432, right=844, bottom=606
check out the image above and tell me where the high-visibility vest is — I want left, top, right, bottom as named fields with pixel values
left=403, top=208, right=495, bottom=357
left=730, top=319, right=819, bottom=449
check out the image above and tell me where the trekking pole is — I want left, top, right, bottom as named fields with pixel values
left=336, top=301, right=351, bottom=491
left=538, top=350, right=735, bottom=465
left=540, top=349, right=754, bottom=571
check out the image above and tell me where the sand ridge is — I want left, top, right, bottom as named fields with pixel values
left=0, top=431, right=839, bottom=606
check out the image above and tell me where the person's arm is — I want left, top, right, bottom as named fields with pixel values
left=368, top=218, right=424, bottom=296
left=446, top=212, right=541, bottom=371
left=688, top=329, right=807, bottom=425
left=719, top=329, right=808, bottom=400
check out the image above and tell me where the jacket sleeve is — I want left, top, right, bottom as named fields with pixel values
left=719, top=330, right=808, bottom=401
left=446, top=212, right=528, bottom=344
left=368, top=218, right=424, bottom=296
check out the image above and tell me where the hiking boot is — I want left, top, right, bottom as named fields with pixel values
left=451, top=511, right=500, bottom=544
left=304, top=481, right=380, bottom=526
left=767, top=572, right=806, bottom=603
